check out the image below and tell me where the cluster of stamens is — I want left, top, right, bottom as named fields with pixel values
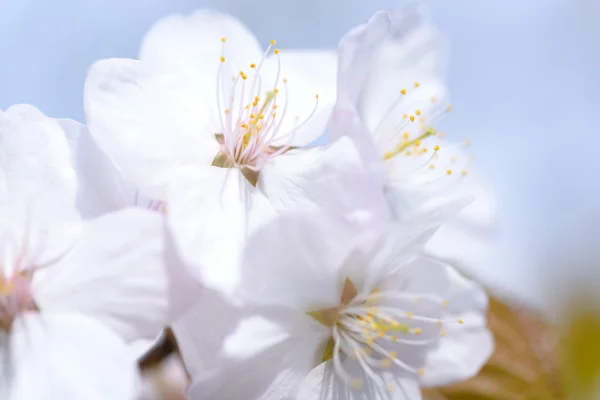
left=212, top=38, right=319, bottom=183
left=376, top=83, right=472, bottom=183
left=310, top=279, right=468, bottom=395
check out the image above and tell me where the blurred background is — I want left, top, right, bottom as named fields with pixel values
left=1, top=0, right=599, bottom=310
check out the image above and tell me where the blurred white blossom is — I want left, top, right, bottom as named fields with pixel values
left=0, top=105, right=197, bottom=399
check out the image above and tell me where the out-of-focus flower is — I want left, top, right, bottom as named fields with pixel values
left=0, top=105, right=196, bottom=399
left=332, top=6, right=495, bottom=272
left=181, top=205, right=492, bottom=400
left=83, top=10, right=389, bottom=295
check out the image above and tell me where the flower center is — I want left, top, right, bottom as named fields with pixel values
left=309, top=278, right=466, bottom=393
left=211, top=38, right=319, bottom=186
left=0, top=269, right=37, bottom=333
left=376, top=83, right=472, bottom=187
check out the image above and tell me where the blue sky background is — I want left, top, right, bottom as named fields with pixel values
left=1, top=0, right=598, bottom=309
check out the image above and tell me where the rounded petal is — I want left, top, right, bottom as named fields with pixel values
left=357, top=7, right=447, bottom=134
left=140, top=9, right=263, bottom=98
left=57, top=118, right=134, bottom=219
left=4, top=313, right=137, bottom=400
left=336, top=11, right=391, bottom=109
left=238, top=211, right=360, bottom=310
left=187, top=307, right=327, bottom=400
left=172, top=289, right=243, bottom=379
left=33, top=208, right=200, bottom=342
left=167, top=166, right=277, bottom=296
left=258, top=136, right=391, bottom=224
left=0, top=104, right=80, bottom=263
left=381, top=257, right=492, bottom=387
left=423, top=172, right=496, bottom=272
left=261, top=50, right=337, bottom=146
left=84, top=58, right=219, bottom=199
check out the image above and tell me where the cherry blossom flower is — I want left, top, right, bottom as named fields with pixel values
left=0, top=105, right=196, bottom=399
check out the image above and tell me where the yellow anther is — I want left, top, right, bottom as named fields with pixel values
left=410, top=115, right=415, bottom=122
left=414, top=328, right=422, bottom=335
left=386, top=384, right=396, bottom=393
left=250, top=114, right=255, bottom=118
left=383, top=152, right=394, bottom=160
left=274, top=48, right=280, bottom=54
left=434, top=145, right=440, bottom=151
left=441, top=299, right=449, bottom=307
left=403, top=132, right=409, bottom=139
left=315, top=94, right=319, bottom=99
left=420, top=148, right=428, bottom=154
left=400, top=89, right=407, bottom=95
left=274, top=88, right=279, bottom=93
left=351, top=379, right=364, bottom=390
left=244, top=105, right=250, bottom=109
left=461, top=169, right=468, bottom=176
left=414, top=82, right=420, bottom=88
left=391, top=335, right=398, bottom=342
left=220, top=56, right=226, bottom=62
left=405, top=151, right=412, bottom=156
left=429, top=164, right=435, bottom=169
left=402, top=113, right=408, bottom=119
left=458, top=319, right=464, bottom=324
left=221, top=37, right=226, bottom=43
left=250, top=63, right=256, bottom=68
left=224, top=109, right=230, bottom=114
left=242, top=75, right=247, bottom=80
left=255, top=96, right=260, bottom=101
left=436, top=321, right=442, bottom=327
left=414, top=140, right=421, bottom=146
left=415, top=110, right=421, bottom=116
left=406, top=312, right=414, bottom=318
left=446, top=169, right=452, bottom=175
left=270, top=39, right=276, bottom=45
left=272, top=113, right=276, bottom=117
left=252, top=102, right=258, bottom=107
left=446, top=105, right=454, bottom=112
left=389, top=351, right=397, bottom=358
left=419, top=117, right=426, bottom=123
left=441, top=330, right=448, bottom=337
left=259, top=114, right=264, bottom=120
left=418, top=368, right=426, bottom=376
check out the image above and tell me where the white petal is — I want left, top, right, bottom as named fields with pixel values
left=382, top=257, right=492, bottom=387
left=0, top=104, right=81, bottom=263
left=258, top=136, right=391, bottom=224
left=357, top=7, right=447, bottom=135
left=4, top=313, right=137, bottom=400
left=187, top=307, right=327, bottom=400
left=84, top=58, right=219, bottom=200
left=423, top=171, right=496, bottom=272
left=336, top=11, right=391, bottom=109
left=57, top=118, right=134, bottom=219
left=261, top=50, right=337, bottom=146
left=167, top=166, right=277, bottom=296
left=33, top=208, right=200, bottom=342
left=140, top=9, right=263, bottom=99
left=238, top=212, right=359, bottom=310
left=172, top=290, right=242, bottom=379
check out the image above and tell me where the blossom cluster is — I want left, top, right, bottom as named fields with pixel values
left=0, top=5, right=495, bottom=400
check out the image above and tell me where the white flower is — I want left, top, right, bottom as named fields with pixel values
left=179, top=205, right=492, bottom=400
left=83, top=9, right=390, bottom=294
left=333, top=7, right=496, bottom=271
left=0, top=105, right=194, bottom=399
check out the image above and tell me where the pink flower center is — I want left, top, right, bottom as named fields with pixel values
left=211, top=38, right=319, bottom=184
left=0, top=269, right=37, bottom=332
